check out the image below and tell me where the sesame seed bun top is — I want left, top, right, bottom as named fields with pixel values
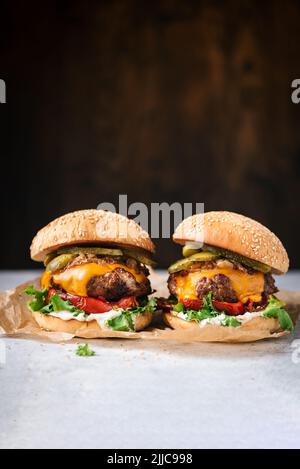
left=30, top=209, right=155, bottom=262
left=173, top=211, right=289, bottom=274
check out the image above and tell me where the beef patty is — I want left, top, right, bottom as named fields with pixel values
left=63, top=253, right=151, bottom=301
left=196, top=274, right=238, bottom=302
left=168, top=270, right=278, bottom=303
left=87, top=268, right=151, bottom=301
left=264, top=273, right=278, bottom=295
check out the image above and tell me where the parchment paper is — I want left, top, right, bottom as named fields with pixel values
left=0, top=272, right=299, bottom=343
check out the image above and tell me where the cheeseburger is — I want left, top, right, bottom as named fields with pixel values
left=26, top=209, right=156, bottom=335
left=162, top=211, right=294, bottom=340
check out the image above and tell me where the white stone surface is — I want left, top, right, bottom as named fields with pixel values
left=0, top=270, right=300, bottom=449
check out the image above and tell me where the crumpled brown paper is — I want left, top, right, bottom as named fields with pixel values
left=0, top=273, right=299, bottom=343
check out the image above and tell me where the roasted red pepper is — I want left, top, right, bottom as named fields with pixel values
left=212, top=300, right=244, bottom=315
left=156, top=298, right=173, bottom=311
left=181, top=299, right=204, bottom=311
left=114, top=296, right=139, bottom=310
left=182, top=298, right=244, bottom=315
left=47, top=288, right=138, bottom=314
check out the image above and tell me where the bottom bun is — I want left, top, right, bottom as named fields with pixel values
left=33, top=311, right=153, bottom=337
left=163, top=312, right=289, bottom=342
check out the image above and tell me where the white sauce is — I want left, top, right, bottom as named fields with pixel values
left=48, top=309, right=123, bottom=330
left=235, top=311, right=263, bottom=323
left=200, top=313, right=227, bottom=327
left=171, top=310, right=263, bottom=327
left=176, top=312, right=187, bottom=321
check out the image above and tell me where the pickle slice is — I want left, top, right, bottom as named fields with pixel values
left=168, top=252, right=219, bottom=273
left=204, top=244, right=271, bottom=273
left=182, top=245, right=201, bottom=257
left=122, top=248, right=156, bottom=267
left=45, top=254, right=77, bottom=272
left=57, top=245, right=155, bottom=267
left=44, top=252, right=57, bottom=266
left=57, top=246, right=124, bottom=256
left=189, top=252, right=219, bottom=262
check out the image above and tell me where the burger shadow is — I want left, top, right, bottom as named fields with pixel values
left=81, top=317, right=300, bottom=360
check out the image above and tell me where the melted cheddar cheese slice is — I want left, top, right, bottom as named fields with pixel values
left=174, top=268, right=264, bottom=303
left=41, top=262, right=146, bottom=297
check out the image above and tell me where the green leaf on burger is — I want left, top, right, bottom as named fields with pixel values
left=25, top=286, right=84, bottom=316
left=262, top=295, right=294, bottom=331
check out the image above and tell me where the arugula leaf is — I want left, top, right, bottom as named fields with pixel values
left=38, top=302, right=54, bottom=314
left=185, top=309, right=215, bottom=322
left=184, top=308, right=241, bottom=326
left=75, top=344, right=96, bottom=357
left=125, top=311, right=135, bottom=330
left=25, top=286, right=84, bottom=316
left=202, top=291, right=214, bottom=311
left=176, top=292, right=218, bottom=321
left=173, top=293, right=241, bottom=327
left=107, top=313, right=132, bottom=331
left=42, top=293, right=83, bottom=315
left=173, top=302, right=185, bottom=313
left=221, top=316, right=241, bottom=327
left=106, top=297, right=157, bottom=331
left=171, top=294, right=294, bottom=331
left=262, top=295, right=294, bottom=331
left=277, top=309, right=294, bottom=332
left=128, top=297, right=157, bottom=316
left=24, top=285, right=47, bottom=311
left=264, top=295, right=284, bottom=310
left=143, top=296, right=157, bottom=313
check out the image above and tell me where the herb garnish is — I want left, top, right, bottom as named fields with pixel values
left=75, top=344, right=96, bottom=357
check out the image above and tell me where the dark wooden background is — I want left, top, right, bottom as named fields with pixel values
left=1, top=0, right=300, bottom=269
